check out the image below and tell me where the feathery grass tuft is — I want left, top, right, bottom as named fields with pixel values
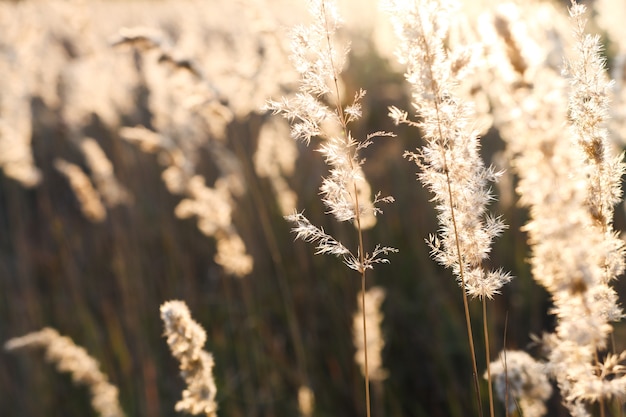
left=160, top=300, right=218, bottom=417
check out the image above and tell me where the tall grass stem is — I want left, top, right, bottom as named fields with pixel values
left=321, top=2, right=372, bottom=415
left=483, top=297, right=494, bottom=417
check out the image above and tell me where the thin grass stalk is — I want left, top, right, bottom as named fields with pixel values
left=503, top=313, right=509, bottom=417
left=463, top=294, right=482, bottom=416
left=389, top=2, right=491, bottom=410
left=444, top=159, right=483, bottom=417
left=483, top=297, right=494, bottom=417
left=384, top=0, right=512, bottom=398
left=361, top=272, right=371, bottom=417
left=266, top=2, right=396, bottom=416
left=616, top=329, right=624, bottom=417
left=423, top=38, right=483, bottom=413
left=321, top=2, right=371, bottom=415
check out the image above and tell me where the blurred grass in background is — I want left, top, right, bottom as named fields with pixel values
left=0, top=0, right=623, bottom=417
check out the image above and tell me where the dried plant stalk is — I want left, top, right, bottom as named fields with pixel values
left=5, top=327, right=125, bottom=417
left=265, top=2, right=396, bottom=417
left=160, top=300, right=218, bottom=417
left=384, top=1, right=512, bottom=415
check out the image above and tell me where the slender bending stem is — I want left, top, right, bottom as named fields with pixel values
left=322, top=2, right=371, bottom=416
left=412, top=6, right=483, bottom=412
left=361, top=271, right=371, bottom=417
left=483, top=297, right=494, bottom=417
left=504, top=314, right=509, bottom=417
left=439, top=94, right=483, bottom=417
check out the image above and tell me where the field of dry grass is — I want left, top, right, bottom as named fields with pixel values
left=2, top=0, right=626, bottom=417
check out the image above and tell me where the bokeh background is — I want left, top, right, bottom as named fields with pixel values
left=1, top=0, right=625, bottom=416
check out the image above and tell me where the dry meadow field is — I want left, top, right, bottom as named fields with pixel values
left=2, top=1, right=626, bottom=417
